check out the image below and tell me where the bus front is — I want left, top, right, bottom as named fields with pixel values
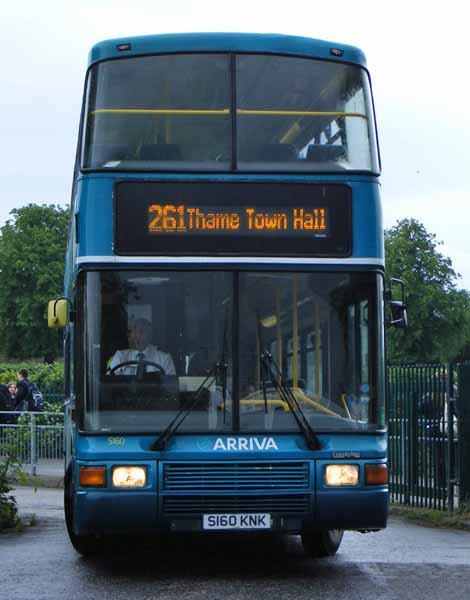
left=63, top=34, right=387, bottom=556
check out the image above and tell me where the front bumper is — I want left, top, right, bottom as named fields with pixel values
left=72, top=457, right=388, bottom=536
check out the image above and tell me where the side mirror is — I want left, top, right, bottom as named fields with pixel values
left=390, top=300, right=408, bottom=329
left=48, top=298, right=69, bottom=329
left=386, top=278, right=408, bottom=329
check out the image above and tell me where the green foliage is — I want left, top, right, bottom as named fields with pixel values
left=0, top=204, right=68, bottom=360
left=385, top=218, right=470, bottom=363
left=390, top=504, right=470, bottom=530
left=0, top=437, right=21, bottom=531
left=0, top=361, right=64, bottom=390
left=0, top=361, right=63, bottom=531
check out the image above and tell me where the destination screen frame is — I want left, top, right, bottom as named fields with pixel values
left=114, top=181, right=352, bottom=257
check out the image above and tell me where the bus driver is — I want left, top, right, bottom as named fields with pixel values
left=109, top=318, right=176, bottom=376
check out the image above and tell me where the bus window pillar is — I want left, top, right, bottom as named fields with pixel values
left=292, top=275, right=298, bottom=388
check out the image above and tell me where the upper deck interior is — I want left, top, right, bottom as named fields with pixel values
left=80, top=33, right=379, bottom=175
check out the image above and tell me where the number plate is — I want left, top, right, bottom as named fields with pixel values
left=202, top=513, right=271, bottom=530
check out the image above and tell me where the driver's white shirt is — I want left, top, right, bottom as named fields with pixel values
left=109, top=345, right=176, bottom=375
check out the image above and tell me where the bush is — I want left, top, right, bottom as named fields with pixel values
left=0, top=361, right=64, bottom=392
left=0, top=440, right=21, bottom=531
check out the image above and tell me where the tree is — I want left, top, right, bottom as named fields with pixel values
left=0, top=204, right=69, bottom=359
left=385, top=218, right=470, bottom=363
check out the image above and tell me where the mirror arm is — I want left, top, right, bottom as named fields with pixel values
left=389, top=278, right=405, bottom=303
left=386, top=279, right=408, bottom=329
left=52, top=296, right=69, bottom=317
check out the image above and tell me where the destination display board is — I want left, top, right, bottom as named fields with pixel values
left=115, top=181, right=351, bottom=256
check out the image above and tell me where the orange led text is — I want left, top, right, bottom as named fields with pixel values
left=148, top=204, right=327, bottom=234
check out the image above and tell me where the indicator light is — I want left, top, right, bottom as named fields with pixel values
left=79, top=466, right=106, bottom=487
left=365, top=464, right=388, bottom=485
left=116, top=43, right=132, bottom=52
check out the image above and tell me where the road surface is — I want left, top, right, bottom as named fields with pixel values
left=1, top=486, right=470, bottom=600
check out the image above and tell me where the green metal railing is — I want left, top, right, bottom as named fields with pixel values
left=0, top=411, right=64, bottom=475
left=387, top=364, right=459, bottom=510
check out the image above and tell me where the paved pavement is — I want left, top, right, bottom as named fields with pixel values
left=21, top=460, right=63, bottom=487
left=2, top=487, right=470, bottom=600
left=13, top=485, right=64, bottom=519
left=10, top=486, right=470, bottom=566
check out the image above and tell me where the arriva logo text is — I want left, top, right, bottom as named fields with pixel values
left=213, top=437, right=279, bottom=451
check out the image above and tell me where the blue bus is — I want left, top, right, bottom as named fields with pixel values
left=49, top=33, right=396, bottom=556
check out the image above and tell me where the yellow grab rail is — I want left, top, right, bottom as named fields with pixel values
left=240, top=399, right=289, bottom=411
left=341, top=394, right=352, bottom=419
left=236, top=109, right=367, bottom=119
left=90, top=108, right=231, bottom=115
left=90, top=108, right=366, bottom=119
left=291, top=388, right=341, bottom=418
left=236, top=388, right=342, bottom=419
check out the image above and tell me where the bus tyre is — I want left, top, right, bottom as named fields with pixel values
left=64, top=472, right=103, bottom=557
left=301, top=529, right=344, bottom=557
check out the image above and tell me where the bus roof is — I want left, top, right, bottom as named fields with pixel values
left=89, top=32, right=367, bottom=67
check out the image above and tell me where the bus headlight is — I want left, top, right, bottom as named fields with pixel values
left=112, top=466, right=147, bottom=488
left=325, top=464, right=359, bottom=486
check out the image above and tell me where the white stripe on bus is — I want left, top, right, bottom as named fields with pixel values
left=76, top=255, right=384, bottom=266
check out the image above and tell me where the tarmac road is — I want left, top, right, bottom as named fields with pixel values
left=1, top=486, right=470, bottom=600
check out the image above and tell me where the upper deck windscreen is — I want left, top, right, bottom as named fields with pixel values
left=83, top=53, right=379, bottom=173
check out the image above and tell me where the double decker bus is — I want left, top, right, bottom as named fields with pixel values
left=50, top=33, right=393, bottom=557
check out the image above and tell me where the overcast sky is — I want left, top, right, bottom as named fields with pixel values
left=2, top=1, right=469, bottom=287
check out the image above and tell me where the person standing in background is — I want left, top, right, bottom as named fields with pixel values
left=15, top=368, right=32, bottom=412
left=0, top=383, right=14, bottom=423
left=7, top=382, right=16, bottom=403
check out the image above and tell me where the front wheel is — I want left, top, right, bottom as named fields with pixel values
left=64, top=472, right=104, bottom=556
left=301, top=529, right=344, bottom=557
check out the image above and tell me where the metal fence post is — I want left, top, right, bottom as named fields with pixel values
left=30, top=413, right=37, bottom=477
left=457, top=363, right=470, bottom=505
left=410, top=388, right=419, bottom=501
left=446, top=365, right=456, bottom=511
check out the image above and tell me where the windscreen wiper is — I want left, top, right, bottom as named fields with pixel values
left=260, top=349, right=321, bottom=450
left=219, top=309, right=229, bottom=425
left=150, top=368, right=216, bottom=451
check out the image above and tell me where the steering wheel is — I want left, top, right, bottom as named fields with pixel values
left=108, top=360, right=166, bottom=377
